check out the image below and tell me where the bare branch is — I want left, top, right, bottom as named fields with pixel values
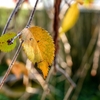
left=26, top=0, right=39, bottom=28
left=53, top=0, right=62, bottom=70
left=41, top=66, right=54, bottom=100
left=0, top=40, right=23, bottom=89
left=57, top=65, right=76, bottom=88
left=73, top=23, right=99, bottom=82
left=71, top=63, right=91, bottom=100
left=64, top=85, right=74, bottom=100
left=2, top=0, right=24, bottom=35
left=91, top=29, right=100, bottom=76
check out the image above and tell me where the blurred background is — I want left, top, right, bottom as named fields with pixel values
left=0, top=0, right=100, bottom=100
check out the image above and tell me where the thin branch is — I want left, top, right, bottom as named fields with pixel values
left=2, top=0, right=24, bottom=35
left=53, top=0, right=62, bottom=71
left=73, top=24, right=99, bottom=82
left=26, top=59, right=49, bottom=91
left=71, top=61, right=92, bottom=100
left=41, top=66, right=54, bottom=100
left=10, top=0, right=39, bottom=43
left=0, top=40, right=23, bottom=89
left=41, top=63, right=76, bottom=100
left=91, top=29, right=100, bottom=76
left=64, top=85, right=74, bottom=100
left=25, top=0, right=39, bottom=28
left=56, top=65, right=76, bottom=88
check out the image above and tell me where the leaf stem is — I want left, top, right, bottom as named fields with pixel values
left=0, top=40, right=23, bottom=89
left=2, top=0, right=24, bottom=35
left=26, top=0, right=39, bottom=28
left=11, top=32, right=22, bottom=43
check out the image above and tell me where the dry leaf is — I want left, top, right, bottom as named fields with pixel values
left=20, top=26, right=55, bottom=79
left=6, top=59, right=28, bottom=79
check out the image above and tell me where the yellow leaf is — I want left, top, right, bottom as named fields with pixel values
left=20, top=26, right=55, bottom=79
left=0, top=33, right=16, bottom=52
left=59, top=2, right=79, bottom=36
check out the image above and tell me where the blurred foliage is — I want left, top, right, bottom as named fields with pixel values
left=77, top=69, right=100, bottom=100
left=0, top=94, right=9, bottom=100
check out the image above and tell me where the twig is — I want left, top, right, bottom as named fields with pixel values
left=26, top=59, right=49, bottom=91
left=10, top=0, right=39, bottom=43
left=64, top=85, right=74, bottom=100
left=25, top=0, right=39, bottom=28
left=41, top=66, right=54, bottom=100
left=71, top=61, right=92, bottom=100
left=71, top=16, right=100, bottom=100
left=41, top=63, right=76, bottom=100
left=0, top=40, right=23, bottom=89
left=53, top=0, right=61, bottom=71
left=56, top=65, right=76, bottom=88
left=1, top=0, right=24, bottom=35
left=73, top=24, right=99, bottom=82
left=91, top=29, right=100, bottom=76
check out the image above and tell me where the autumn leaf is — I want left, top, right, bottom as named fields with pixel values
left=20, top=26, right=55, bottom=79
left=59, top=2, right=79, bottom=36
left=0, top=33, right=16, bottom=52
left=6, top=59, right=28, bottom=79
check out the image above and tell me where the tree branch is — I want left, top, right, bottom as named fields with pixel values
left=0, top=40, right=23, bottom=89
left=25, top=0, right=39, bottom=28
left=2, top=0, right=24, bottom=35
left=53, top=0, right=62, bottom=70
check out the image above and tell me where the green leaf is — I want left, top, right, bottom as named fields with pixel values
left=0, top=33, right=16, bottom=52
